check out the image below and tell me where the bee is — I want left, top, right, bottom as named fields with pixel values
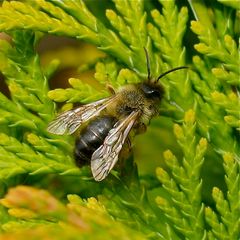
left=47, top=49, right=187, bottom=181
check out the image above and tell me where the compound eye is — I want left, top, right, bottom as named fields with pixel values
left=141, top=84, right=161, bottom=99
left=148, top=89, right=160, bottom=98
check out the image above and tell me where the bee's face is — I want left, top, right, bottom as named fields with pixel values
left=140, top=82, right=164, bottom=102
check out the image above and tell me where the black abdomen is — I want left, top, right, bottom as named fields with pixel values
left=75, top=116, right=116, bottom=166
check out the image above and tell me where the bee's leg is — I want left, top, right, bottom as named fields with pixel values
left=105, top=74, right=116, bottom=95
left=136, top=123, right=147, bottom=134
left=117, top=137, right=132, bottom=172
left=126, top=137, right=132, bottom=149
left=106, top=84, right=116, bottom=95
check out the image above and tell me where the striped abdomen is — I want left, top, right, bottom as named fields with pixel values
left=75, top=116, right=116, bottom=166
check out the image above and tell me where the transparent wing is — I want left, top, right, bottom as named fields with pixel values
left=47, top=97, right=114, bottom=135
left=91, top=111, right=139, bottom=181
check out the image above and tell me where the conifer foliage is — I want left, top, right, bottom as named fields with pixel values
left=0, top=1, right=239, bottom=239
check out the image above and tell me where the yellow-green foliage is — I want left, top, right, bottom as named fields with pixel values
left=0, top=0, right=239, bottom=239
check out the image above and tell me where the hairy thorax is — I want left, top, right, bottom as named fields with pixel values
left=107, top=84, right=160, bottom=128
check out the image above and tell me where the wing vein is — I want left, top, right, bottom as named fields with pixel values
left=91, top=111, right=139, bottom=181
left=47, top=97, right=116, bottom=135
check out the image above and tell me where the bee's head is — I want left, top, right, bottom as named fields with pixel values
left=143, top=47, right=188, bottom=101
left=140, top=82, right=164, bottom=101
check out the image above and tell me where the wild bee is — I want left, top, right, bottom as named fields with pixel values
left=47, top=49, right=187, bottom=181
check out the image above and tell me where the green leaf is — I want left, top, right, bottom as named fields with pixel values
left=0, top=1, right=239, bottom=239
left=156, top=110, right=207, bottom=239
left=205, top=153, right=240, bottom=240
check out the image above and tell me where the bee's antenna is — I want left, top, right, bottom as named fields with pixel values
left=156, top=66, right=188, bottom=82
left=144, top=47, right=151, bottom=81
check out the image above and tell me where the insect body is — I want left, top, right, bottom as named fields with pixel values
left=75, top=116, right=116, bottom=165
left=47, top=50, right=187, bottom=181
